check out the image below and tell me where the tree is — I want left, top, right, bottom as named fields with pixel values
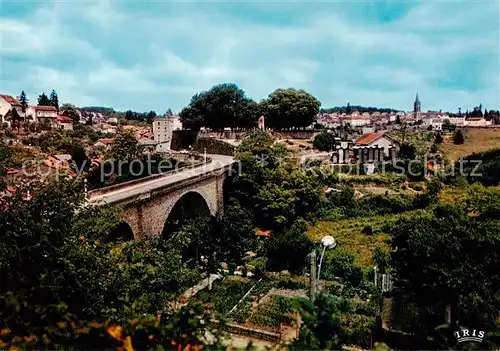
left=37, top=93, right=51, bottom=106
left=453, top=129, right=465, bottom=145
left=435, top=132, right=443, bottom=144
left=70, top=143, right=88, bottom=173
left=109, top=129, right=142, bottom=160
left=19, top=91, right=28, bottom=112
left=290, top=293, right=350, bottom=350
left=147, top=111, right=157, bottom=123
left=179, top=83, right=259, bottom=131
left=266, top=219, right=313, bottom=272
left=166, top=108, right=173, bottom=116
left=61, top=105, right=80, bottom=125
left=50, top=90, right=59, bottom=110
left=124, top=110, right=134, bottom=120
left=313, top=131, right=337, bottom=151
left=0, top=179, right=208, bottom=347
left=398, top=143, right=416, bottom=159
left=390, top=205, right=500, bottom=341
left=261, top=88, right=321, bottom=129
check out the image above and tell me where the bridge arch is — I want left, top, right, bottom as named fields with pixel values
left=108, top=221, right=135, bottom=242
left=162, top=191, right=214, bottom=237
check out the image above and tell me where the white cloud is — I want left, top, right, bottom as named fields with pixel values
left=0, top=0, right=498, bottom=112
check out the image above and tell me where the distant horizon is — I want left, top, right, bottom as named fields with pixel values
left=1, top=1, right=498, bottom=113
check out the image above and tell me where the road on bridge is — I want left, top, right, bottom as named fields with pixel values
left=88, top=154, right=234, bottom=205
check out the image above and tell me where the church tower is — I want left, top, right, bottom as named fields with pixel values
left=413, top=92, right=421, bottom=119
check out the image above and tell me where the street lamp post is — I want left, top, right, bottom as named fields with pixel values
left=317, top=235, right=336, bottom=280
left=311, top=235, right=336, bottom=301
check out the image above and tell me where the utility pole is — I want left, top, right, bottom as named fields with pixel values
left=310, top=250, right=317, bottom=301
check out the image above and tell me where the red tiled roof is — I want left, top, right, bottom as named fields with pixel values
left=343, top=116, right=371, bottom=120
left=57, top=115, right=71, bottom=123
left=355, top=133, right=385, bottom=145
left=0, top=94, right=21, bottom=105
left=96, top=138, right=114, bottom=145
left=33, top=105, right=57, bottom=112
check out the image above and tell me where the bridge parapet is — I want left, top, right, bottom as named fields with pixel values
left=88, top=154, right=211, bottom=198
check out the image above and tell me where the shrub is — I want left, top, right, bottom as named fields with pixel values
left=361, top=225, right=373, bottom=235
left=313, top=131, right=337, bottom=151
left=453, top=129, right=465, bottom=145
left=323, top=248, right=363, bottom=287
left=372, top=247, right=390, bottom=273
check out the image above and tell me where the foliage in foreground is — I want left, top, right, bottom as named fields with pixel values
left=0, top=180, right=201, bottom=346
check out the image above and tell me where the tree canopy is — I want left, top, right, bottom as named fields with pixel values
left=19, top=91, right=28, bottom=112
left=261, top=88, right=321, bottom=129
left=37, top=93, right=51, bottom=106
left=179, top=83, right=259, bottom=131
left=313, top=131, right=338, bottom=151
left=390, top=202, right=500, bottom=337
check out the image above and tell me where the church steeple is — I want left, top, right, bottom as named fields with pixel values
left=414, top=92, right=421, bottom=114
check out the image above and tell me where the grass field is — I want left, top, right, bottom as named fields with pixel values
left=442, top=128, right=500, bottom=161
left=308, top=215, right=393, bottom=268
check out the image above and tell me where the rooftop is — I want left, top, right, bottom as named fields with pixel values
left=0, top=94, right=21, bottom=106
left=355, top=132, right=385, bottom=145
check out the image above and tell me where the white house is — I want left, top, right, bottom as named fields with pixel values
left=446, top=116, right=465, bottom=126
left=431, top=118, right=443, bottom=131
left=465, top=117, right=492, bottom=127
left=152, top=115, right=183, bottom=152
left=0, top=94, right=24, bottom=124
left=342, top=116, right=371, bottom=127
left=57, top=115, right=73, bottom=131
left=26, top=105, right=58, bottom=127
left=355, top=132, right=399, bottom=157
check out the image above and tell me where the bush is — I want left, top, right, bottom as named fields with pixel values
left=372, top=247, right=390, bottom=273
left=361, top=225, right=373, bottom=235
left=266, top=220, right=313, bottom=273
left=313, top=131, right=337, bottom=151
left=453, top=129, right=465, bottom=145
left=323, top=248, right=363, bottom=287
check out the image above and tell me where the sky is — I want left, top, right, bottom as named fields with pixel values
left=1, top=0, right=499, bottom=114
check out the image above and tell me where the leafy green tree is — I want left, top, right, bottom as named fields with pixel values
left=37, top=93, right=51, bottom=106
left=398, top=143, right=416, bottom=159
left=453, top=129, right=465, bottom=145
left=322, top=247, right=363, bottom=287
left=109, top=129, right=142, bottom=160
left=70, top=143, right=88, bottom=172
left=61, top=104, right=80, bottom=124
left=313, top=131, right=338, bottom=151
left=261, top=88, right=321, bottom=129
left=266, top=219, right=313, bottom=272
left=290, top=293, right=350, bottom=350
left=19, top=91, right=28, bottom=112
left=179, top=83, right=259, bottom=131
left=50, top=90, right=59, bottom=110
left=0, top=179, right=202, bottom=340
left=390, top=204, right=500, bottom=338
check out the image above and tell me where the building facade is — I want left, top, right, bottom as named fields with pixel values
left=0, top=94, right=24, bottom=124
left=153, top=115, right=182, bottom=152
left=26, top=106, right=58, bottom=127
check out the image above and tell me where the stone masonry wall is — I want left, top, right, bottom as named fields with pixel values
left=121, top=172, right=227, bottom=240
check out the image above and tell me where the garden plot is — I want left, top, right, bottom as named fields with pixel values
left=194, top=274, right=308, bottom=340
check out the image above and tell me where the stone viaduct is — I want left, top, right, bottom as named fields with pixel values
left=88, top=155, right=235, bottom=240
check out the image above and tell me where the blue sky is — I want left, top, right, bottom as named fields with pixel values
left=1, top=0, right=499, bottom=114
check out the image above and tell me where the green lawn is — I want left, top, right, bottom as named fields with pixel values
left=307, top=211, right=426, bottom=268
